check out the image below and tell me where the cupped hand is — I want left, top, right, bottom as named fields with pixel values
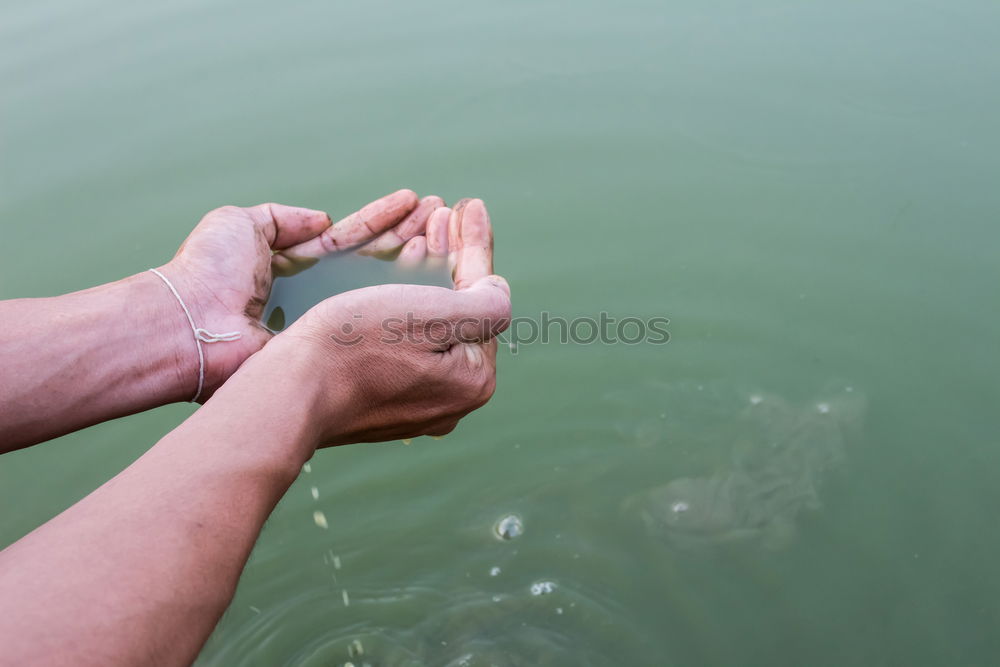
left=264, top=198, right=508, bottom=447
left=157, top=189, right=445, bottom=400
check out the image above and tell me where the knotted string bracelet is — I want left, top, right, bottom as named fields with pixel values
left=148, top=268, right=243, bottom=402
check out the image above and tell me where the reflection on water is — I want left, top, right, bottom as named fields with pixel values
left=209, top=578, right=627, bottom=666
left=265, top=252, right=452, bottom=332
left=623, top=385, right=865, bottom=550
left=202, top=381, right=866, bottom=665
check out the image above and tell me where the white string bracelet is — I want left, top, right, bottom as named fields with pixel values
left=148, top=268, right=243, bottom=403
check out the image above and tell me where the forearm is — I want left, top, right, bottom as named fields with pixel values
left=0, top=344, right=320, bottom=666
left=0, top=271, right=194, bottom=451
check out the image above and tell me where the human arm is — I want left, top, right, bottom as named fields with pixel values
left=0, top=190, right=441, bottom=452
left=0, top=200, right=506, bottom=666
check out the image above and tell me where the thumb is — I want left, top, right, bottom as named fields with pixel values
left=445, top=275, right=512, bottom=344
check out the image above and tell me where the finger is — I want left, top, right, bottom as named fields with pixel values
left=426, top=420, right=459, bottom=438
left=483, top=336, right=498, bottom=366
left=452, top=341, right=487, bottom=370
left=273, top=189, right=418, bottom=275
left=397, top=235, right=427, bottom=268
left=244, top=203, right=332, bottom=249
left=448, top=198, right=494, bottom=290
left=448, top=336, right=498, bottom=368
left=444, top=201, right=501, bottom=366
left=425, top=206, right=451, bottom=258
left=437, top=275, right=511, bottom=346
left=443, top=339, right=497, bottom=406
left=357, top=195, right=443, bottom=260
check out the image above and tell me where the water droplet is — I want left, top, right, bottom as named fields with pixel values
left=310, top=486, right=319, bottom=500
left=342, top=589, right=350, bottom=606
left=302, top=463, right=312, bottom=474
left=333, top=555, right=342, bottom=570
left=670, top=501, right=690, bottom=514
left=313, top=511, right=328, bottom=530
left=494, top=514, right=523, bottom=540
left=817, top=402, right=830, bottom=414
left=530, top=581, right=556, bottom=596
left=556, top=607, right=564, bottom=615
left=489, top=566, right=501, bottom=577
left=750, top=394, right=763, bottom=405
left=401, top=438, right=412, bottom=446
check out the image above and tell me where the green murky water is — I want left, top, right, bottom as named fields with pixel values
left=2, top=1, right=999, bottom=664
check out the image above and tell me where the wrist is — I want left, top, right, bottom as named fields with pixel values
left=0, top=272, right=201, bottom=449
left=195, top=335, right=334, bottom=471
left=118, top=271, right=202, bottom=403
left=148, top=263, right=246, bottom=401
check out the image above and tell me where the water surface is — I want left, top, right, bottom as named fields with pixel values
left=2, top=1, right=999, bottom=665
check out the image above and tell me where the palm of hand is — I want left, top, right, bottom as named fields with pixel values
left=161, top=190, right=443, bottom=400
left=169, top=207, right=279, bottom=383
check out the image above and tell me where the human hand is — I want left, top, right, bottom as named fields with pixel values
left=260, top=198, right=509, bottom=448
left=156, top=190, right=444, bottom=400
left=359, top=199, right=453, bottom=268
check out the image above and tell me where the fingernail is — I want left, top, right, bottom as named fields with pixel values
left=464, top=344, right=483, bottom=367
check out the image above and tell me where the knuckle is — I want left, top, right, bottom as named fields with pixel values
left=208, top=204, right=243, bottom=219
left=467, top=371, right=495, bottom=408
left=318, top=228, right=341, bottom=253
left=496, top=291, right=513, bottom=318
left=430, top=422, right=458, bottom=437
left=479, top=378, right=496, bottom=405
left=461, top=366, right=481, bottom=389
left=484, top=290, right=512, bottom=324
